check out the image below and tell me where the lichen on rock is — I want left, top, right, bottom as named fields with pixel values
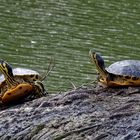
left=0, top=86, right=140, bottom=140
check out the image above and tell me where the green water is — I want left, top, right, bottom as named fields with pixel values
left=0, top=0, right=140, bottom=92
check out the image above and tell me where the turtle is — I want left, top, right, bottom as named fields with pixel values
left=89, top=49, right=140, bottom=87
left=0, top=60, right=48, bottom=104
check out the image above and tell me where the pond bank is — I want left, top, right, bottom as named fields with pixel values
left=0, top=85, right=140, bottom=140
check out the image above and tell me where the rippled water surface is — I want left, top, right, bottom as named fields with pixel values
left=0, top=0, right=140, bottom=92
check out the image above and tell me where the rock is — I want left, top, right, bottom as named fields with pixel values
left=0, top=86, right=140, bottom=140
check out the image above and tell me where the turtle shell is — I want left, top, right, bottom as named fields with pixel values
left=106, top=60, right=140, bottom=77
left=0, top=68, right=40, bottom=83
left=1, top=83, right=33, bottom=104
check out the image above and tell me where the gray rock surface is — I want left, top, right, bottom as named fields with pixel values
left=0, top=86, right=140, bottom=140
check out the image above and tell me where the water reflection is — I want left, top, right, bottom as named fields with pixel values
left=0, top=0, right=140, bottom=92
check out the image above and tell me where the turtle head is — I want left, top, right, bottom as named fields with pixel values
left=0, top=60, right=18, bottom=88
left=89, top=49, right=108, bottom=79
left=89, top=49, right=105, bottom=69
left=0, top=60, right=14, bottom=78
